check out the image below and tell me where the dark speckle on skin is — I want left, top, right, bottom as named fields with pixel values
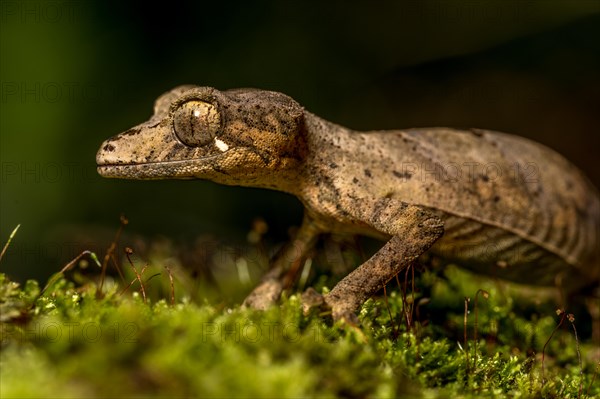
left=393, top=170, right=412, bottom=179
left=493, top=195, right=500, bottom=202
left=481, top=174, right=489, bottom=182
left=469, top=129, right=484, bottom=138
left=352, top=177, right=359, bottom=184
left=122, top=127, right=141, bottom=137
left=566, top=180, right=574, bottom=189
left=330, top=162, right=338, bottom=169
left=364, top=169, right=372, bottom=177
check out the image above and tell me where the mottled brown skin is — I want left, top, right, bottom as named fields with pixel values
left=97, top=86, right=600, bottom=323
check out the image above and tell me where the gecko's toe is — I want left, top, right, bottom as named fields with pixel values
left=302, top=288, right=362, bottom=331
left=331, top=309, right=360, bottom=326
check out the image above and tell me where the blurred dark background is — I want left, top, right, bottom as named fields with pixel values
left=1, top=1, right=599, bottom=282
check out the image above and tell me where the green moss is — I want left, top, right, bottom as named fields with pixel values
left=0, top=267, right=597, bottom=398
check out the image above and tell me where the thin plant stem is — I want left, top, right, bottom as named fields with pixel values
left=0, top=224, right=21, bottom=263
left=542, top=309, right=567, bottom=387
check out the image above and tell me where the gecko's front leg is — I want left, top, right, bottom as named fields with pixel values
left=325, top=228, right=442, bottom=322
left=243, top=214, right=321, bottom=310
left=306, top=196, right=445, bottom=323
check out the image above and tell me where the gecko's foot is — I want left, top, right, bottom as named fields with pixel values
left=324, top=294, right=360, bottom=326
left=302, top=288, right=360, bottom=326
left=301, top=287, right=325, bottom=315
left=328, top=307, right=360, bottom=326
left=242, top=279, right=283, bottom=310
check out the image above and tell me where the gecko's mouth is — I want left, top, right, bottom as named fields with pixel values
left=97, top=155, right=223, bottom=180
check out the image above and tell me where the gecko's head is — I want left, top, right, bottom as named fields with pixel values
left=96, top=86, right=306, bottom=188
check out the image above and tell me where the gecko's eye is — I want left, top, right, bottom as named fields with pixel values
left=173, top=101, right=221, bottom=147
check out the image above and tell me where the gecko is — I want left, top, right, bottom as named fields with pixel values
left=96, top=85, right=600, bottom=323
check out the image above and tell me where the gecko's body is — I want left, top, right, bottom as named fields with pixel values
left=97, top=86, right=599, bottom=321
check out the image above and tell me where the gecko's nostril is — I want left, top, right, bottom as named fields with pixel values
left=103, top=143, right=116, bottom=152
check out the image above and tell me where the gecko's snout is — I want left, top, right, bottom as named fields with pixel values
left=96, top=138, right=117, bottom=166
left=96, top=136, right=129, bottom=177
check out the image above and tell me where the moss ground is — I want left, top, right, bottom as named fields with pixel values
left=1, top=251, right=598, bottom=399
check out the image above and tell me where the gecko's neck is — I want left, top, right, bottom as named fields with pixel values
left=252, top=112, right=356, bottom=197
left=279, top=112, right=356, bottom=194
